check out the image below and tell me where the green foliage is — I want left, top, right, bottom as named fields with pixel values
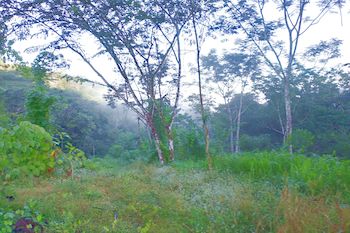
left=317, top=131, right=350, bottom=158
left=213, top=152, right=350, bottom=200
left=25, top=84, right=56, bottom=131
left=0, top=201, right=45, bottom=233
left=58, top=142, right=85, bottom=166
left=1, top=70, right=137, bottom=157
left=151, top=99, right=172, bottom=161
left=105, top=130, right=152, bottom=163
left=2, top=157, right=350, bottom=232
left=48, top=211, right=90, bottom=232
left=240, top=134, right=272, bottom=151
left=0, top=121, right=54, bottom=177
left=173, top=117, right=206, bottom=160
left=107, top=144, right=123, bottom=157
left=53, top=132, right=86, bottom=177
left=0, top=97, right=10, bottom=128
left=107, top=139, right=152, bottom=164
left=287, top=129, right=315, bottom=153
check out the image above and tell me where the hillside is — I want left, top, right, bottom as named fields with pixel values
left=0, top=70, right=139, bottom=157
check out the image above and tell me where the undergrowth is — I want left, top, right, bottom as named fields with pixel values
left=1, top=152, right=349, bottom=232
left=211, top=152, right=350, bottom=201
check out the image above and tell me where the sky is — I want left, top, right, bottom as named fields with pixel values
left=12, top=2, right=350, bottom=106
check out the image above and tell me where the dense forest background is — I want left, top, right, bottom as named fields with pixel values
left=1, top=63, right=349, bottom=161
left=0, top=1, right=349, bottom=165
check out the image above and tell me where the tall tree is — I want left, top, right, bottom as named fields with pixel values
left=1, top=0, right=193, bottom=163
left=202, top=50, right=260, bottom=153
left=190, top=0, right=217, bottom=169
left=223, top=0, right=344, bottom=152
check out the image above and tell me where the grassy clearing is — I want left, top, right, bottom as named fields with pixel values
left=1, top=154, right=350, bottom=232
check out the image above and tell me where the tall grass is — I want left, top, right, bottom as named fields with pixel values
left=3, top=156, right=350, bottom=232
left=213, top=152, right=350, bottom=200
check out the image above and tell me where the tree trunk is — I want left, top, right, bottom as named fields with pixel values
left=284, top=75, right=293, bottom=153
left=166, top=125, right=175, bottom=161
left=204, top=123, right=212, bottom=167
left=193, top=17, right=213, bottom=170
left=148, top=115, right=165, bottom=164
left=153, top=131, right=164, bottom=164
left=229, top=114, right=235, bottom=154
left=235, top=89, right=244, bottom=153
left=226, top=99, right=234, bottom=154
left=276, top=104, right=286, bottom=144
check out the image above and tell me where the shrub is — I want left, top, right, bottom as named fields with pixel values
left=286, top=129, right=315, bottom=153
left=173, top=125, right=206, bottom=161
left=0, top=121, right=54, bottom=177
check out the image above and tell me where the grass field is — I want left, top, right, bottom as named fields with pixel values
left=1, top=153, right=350, bottom=232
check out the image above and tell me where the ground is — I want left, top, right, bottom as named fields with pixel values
left=1, top=157, right=350, bottom=233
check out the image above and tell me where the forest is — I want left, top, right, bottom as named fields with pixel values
left=0, top=0, right=350, bottom=232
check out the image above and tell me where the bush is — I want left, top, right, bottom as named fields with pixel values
left=0, top=121, right=54, bottom=177
left=173, top=121, right=206, bottom=161
left=106, top=139, right=152, bottom=164
left=287, top=129, right=315, bottom=153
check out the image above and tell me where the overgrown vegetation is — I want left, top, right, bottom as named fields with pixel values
left=1, top=156, right=350, bottom=232
left=1, top=0, right=350, bottom=231
left=213, top=153, right=350, bottom=201
left=0, top=63, right=350, bottom=232
left=0, top=121, right=54, bottom=178
left=0, top=71, right=140, bottom=157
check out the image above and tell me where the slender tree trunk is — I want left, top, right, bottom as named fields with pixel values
left=153, top=130, right=164, bottom=164
left=166, top=125, right=175, bottom=161
left=229, top=111, right=235, bottom=154
left=276, top=104, right=286, bottom=144
left=225, top=96, right=235, bottom=154
left=193, top=17, right=212, bottom=170
left=235, top=89, right=244, bottom=153
left=148, top=115, right=164, bottom=164
left=204, top=124, right=212, bottom=166
left=284, top=74, right=293, bottom=153
left=168, top=137, right=174, bottom=161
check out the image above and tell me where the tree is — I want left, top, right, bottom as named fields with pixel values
left=1, top=0, right=194, bottom=163
left=190, top=0, right=219, bottom=169
left=202, top=50, right=260, bottom=153
left=223, top=0, right=344, bottom=152
left=291, top=63, right=350, bottom=156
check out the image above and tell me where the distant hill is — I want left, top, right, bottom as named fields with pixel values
left=0, top=70, right=33, bottom=90
left=0, top=69, right=138, bottom=157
